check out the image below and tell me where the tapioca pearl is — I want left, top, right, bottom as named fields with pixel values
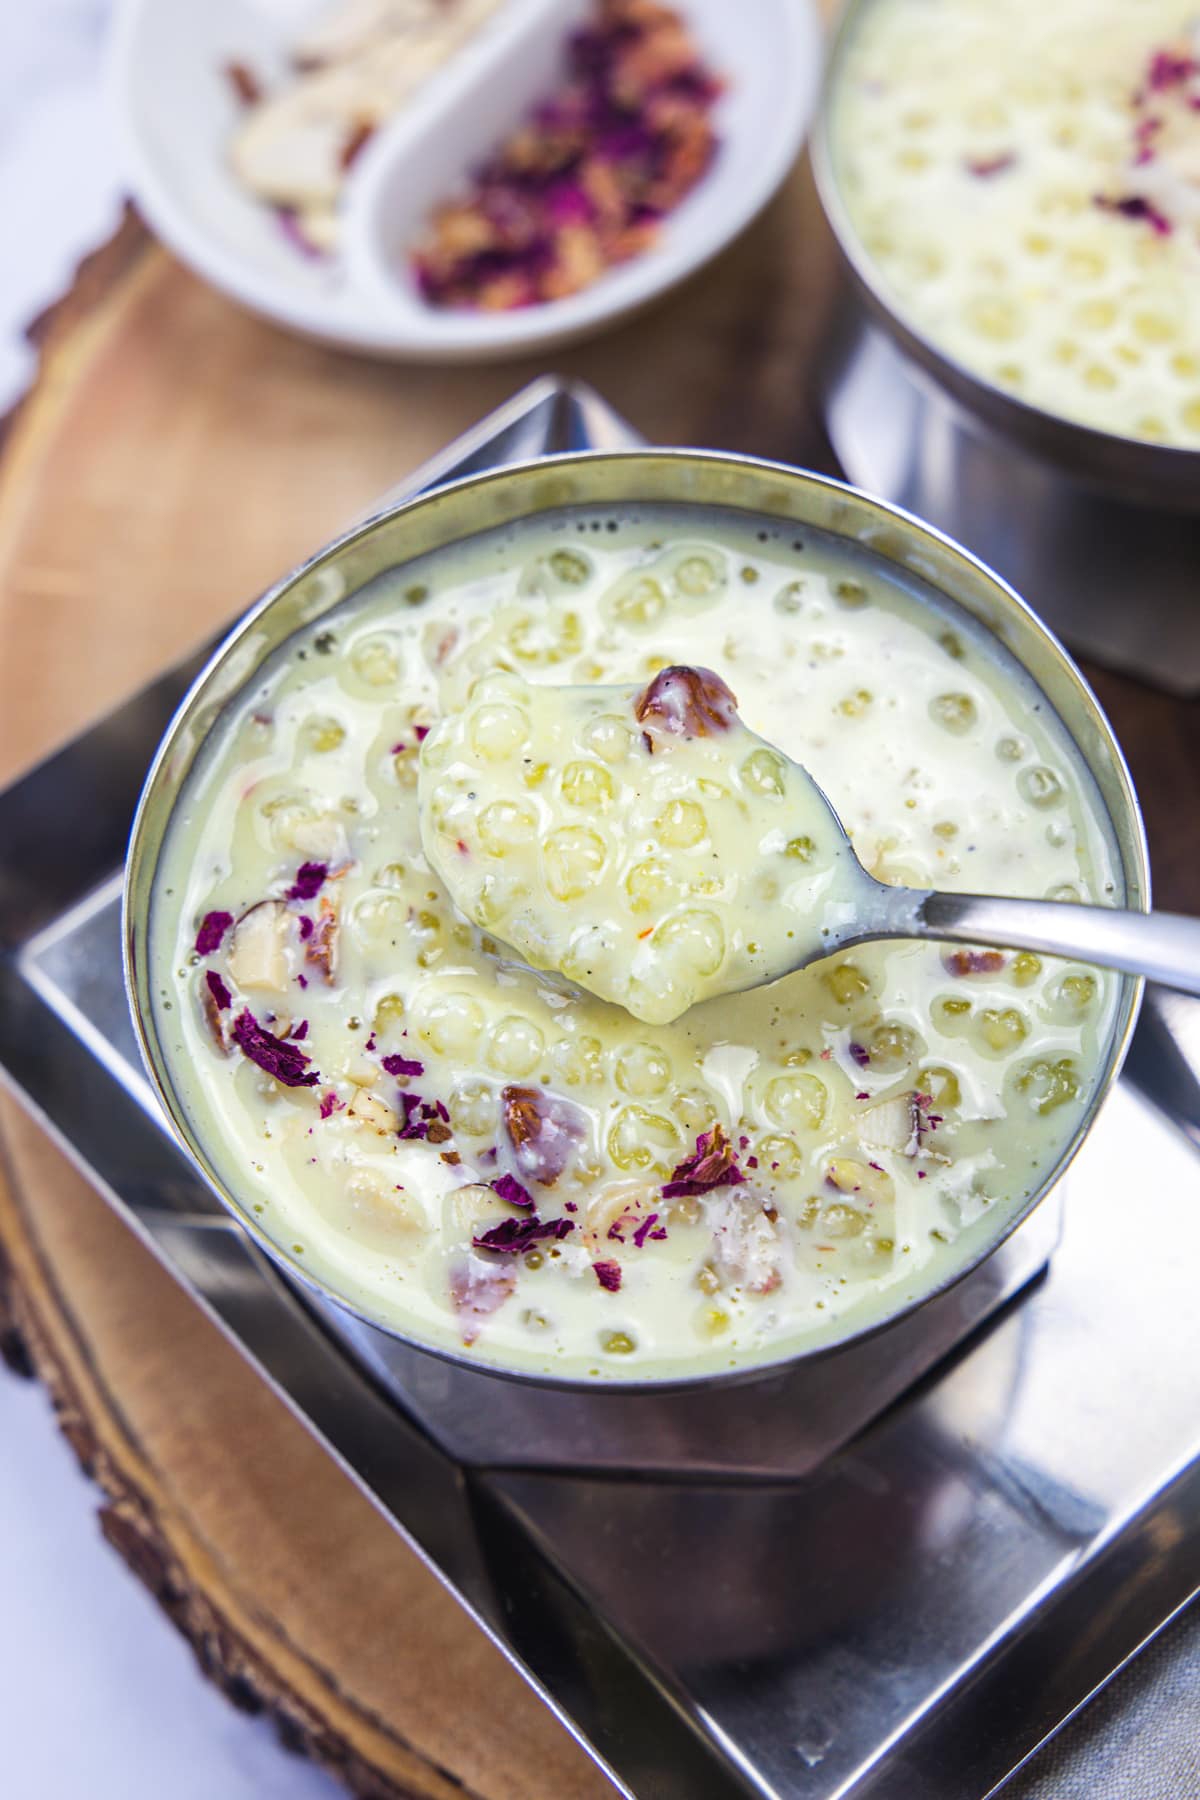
left=820, top=960, right=872, bottom=1010
left=544, top=826, right=608, bottom=903
left=549, top=1033, right=604, bottom=1089
left=774, top=580, right=806, bottom=616
left=351, top=893, right=410, bottom=951
left=820, top=1201, right=867, bottom=1239
left=835, top=577, right=872, bottom=610
left=1065, top=246, right=1108, bottom=283
left=299, top=714, right=346, bottom=754
left=1073, top=297, right=1117, bottom=333
left=626, top=965, right=695, bottom=1027
left=824, top=1157, right=894, bottom=1207
left=995, top=734, right=1026, bottom=762
left=1182, top=399, right=1200, bottom=435
left=739, top=749, right=787, bottom=797
left=413, top=992, right=485, bottom=1058
left=694, top=1305, right=731, bottom=1339
left=374, top=861, right=408, bottom=889
left=837, top=688, right=874, bottom=718
left=1045, top=972, right=1098, bottom=1022
left=607, top=574, right=667, bottom=627
left=467, top=702, right=528, bottom=762
left=372, top=992, right=406, bottom=1038
left=655, top=909, right=726, bottom=978
left=938, top=629, right=966, bottom=661
left=473, top=870, right=523, bottom=927
left=414, top=912, right=448, bottom=970
left=1046, top=881, right=1081, bottom=903
left=486, top=1016, right=546, bottom=1079
left=347, top=635, right=401, bottom=688
left=607, top=1105, right=681, bottom=1173
left=1082, top=364, right=1118, bottom=392
left=975, top=1007, right=1029, bottom=1055
left=764, top=1073, right=828, bottom=1132
left=655, top=800, right=707, bottom=850
left=522, top=760, right=551, bottom=790
left=671, top=1085, right=721, bottom=1134
left=478, top=798, right=538, bottom=857
left=558, top=924, right=614, bottom=989
left=547, top=548, right=592, bottom=587
left=964, top=296, right=1024, bottom=343
left=754, top=1136, right=802, bottom=1180
left=583, top=714, right=637, bottom=764
left=560, top=760, right=616, bottom=812
left=507, top=606, right=584, bottom=666
left=446, top=1183, right=504, bottom=1240
left=1012, top=1055, right=1081, bottom=1117
left=929, top=692, right=978, bottom=735
left=931, top=821, right=958, bottom=843
left=672, top=552, right=725, bottom=598
left=783, top=834, right=817, bottom=865
left=1011, top=952, right=1042, bottom=988
left=616, top=1041, right=672, bottom=1099
left=465, top=668, right=528, bottom=710
left=865, top=1021, right=922, bottom=1073
left=601, top=1330, right=637, bottom=1356
left=915, top=1064, right=961, bottom=1111
left=259, top=793, right=322, bottom=853
left=932, top=994, right=973, bottom=1035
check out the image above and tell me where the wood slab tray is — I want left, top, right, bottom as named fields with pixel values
left=0, top=160, right=1197, bottom=1800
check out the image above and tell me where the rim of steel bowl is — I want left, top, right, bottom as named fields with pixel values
left=809, top=0, right=1200, bottom=513
left=124, top=447, right=1149, bottom=1394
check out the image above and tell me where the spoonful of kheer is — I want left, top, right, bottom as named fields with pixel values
left=419, top=665, right=1200, bottom=1024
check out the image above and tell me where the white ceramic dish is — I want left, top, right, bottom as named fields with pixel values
left=111, top=0, right=822, bottom=361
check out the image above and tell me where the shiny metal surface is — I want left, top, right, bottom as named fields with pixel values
left=860, top=887, right=1200, bottom=996
left=811, top=0, right=1200, bottom=695
left=123, top=411, right=1148, bottom=1396
left=1, top=382, right=1197, bottom=1799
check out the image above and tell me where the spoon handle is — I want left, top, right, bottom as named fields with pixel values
left=917, top=891, right=1200, bottom=996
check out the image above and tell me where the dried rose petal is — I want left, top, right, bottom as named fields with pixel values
left=943, top=949, right=1008, bottom=976
left=195, top=911, right=234, bottom=956
left=205, top=969, right=232, bottom=1012
left=225, top=60, right=261, bottom=106
left=472, top=1215, right=574, bottom=1255
left=491, top=1172, right=535, bottom=1210
left=382, top=1054, right=424, bottom=1078
left=634, top=665, right=739, bottom=738
left=232, top=1010, right=320, bottom=1087
left=662, top=1122, right=745, bottom=1199
left=286, top=861, right=328, bottom=902
left=965, top=152, right=1016, bottom=178
left=501, top=1086, right=587, bottom=1186
left=593, top=1260, right=622, bottom=1292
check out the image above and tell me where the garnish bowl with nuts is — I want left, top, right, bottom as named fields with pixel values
left=125, top=448, right=1147, bottom=1393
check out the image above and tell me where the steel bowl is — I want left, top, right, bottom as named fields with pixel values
left=124, top=449, right=1148, bottom=1477
left=810, top=0, right=1200, bottom=697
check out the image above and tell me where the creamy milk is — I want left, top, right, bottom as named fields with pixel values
left=151, top=505, right=1120, bottom=1380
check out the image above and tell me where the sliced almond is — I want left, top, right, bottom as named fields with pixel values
left=228, top=900, right=292, bottom=994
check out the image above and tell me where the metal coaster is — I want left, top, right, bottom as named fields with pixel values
left=2, top=378, right=1197, bottom=1800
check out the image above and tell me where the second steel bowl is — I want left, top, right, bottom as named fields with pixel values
left=810, top=0, right=1200, bottom=695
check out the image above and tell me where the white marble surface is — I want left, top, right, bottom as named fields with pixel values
left=0, top=1373, right=343, bottom=1799
left=0, top=8, right=334, bottom=1792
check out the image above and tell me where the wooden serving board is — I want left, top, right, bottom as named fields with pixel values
left=0, top=166, right=1197, bottom=1800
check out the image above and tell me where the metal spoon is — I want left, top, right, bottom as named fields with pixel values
left=774, top=766, right=1198, bottom=997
